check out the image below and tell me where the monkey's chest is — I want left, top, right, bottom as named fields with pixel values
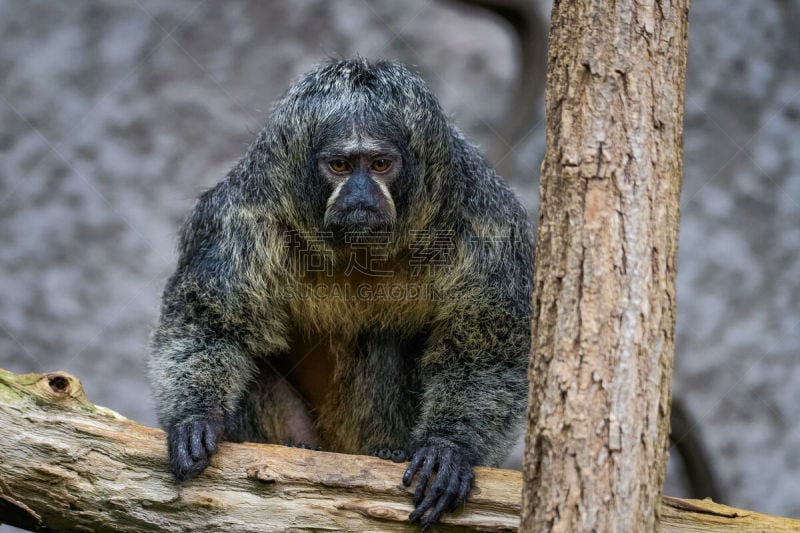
left=284, top=268, right=432, bottom=418
left=288, top=267, right=433, bottom=335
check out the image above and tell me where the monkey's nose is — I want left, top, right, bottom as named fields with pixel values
left=340, top=172, right=385, bottom=212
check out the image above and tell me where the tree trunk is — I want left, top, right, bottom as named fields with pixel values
left=522, top=0, right=690, bottom=531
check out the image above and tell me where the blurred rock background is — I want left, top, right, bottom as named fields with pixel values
left=1, top=0, right=799, bottom=528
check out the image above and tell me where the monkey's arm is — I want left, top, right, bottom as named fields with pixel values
left=150, top=324, right=255, bottom=480
left=405, top=244, right=532, bottom=528
left=149, top=185, right=289, bottom=480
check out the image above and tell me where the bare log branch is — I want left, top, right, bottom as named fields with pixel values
left=1, top=369, right=798, bottom=532
left=0, top=368, right=520, bottom=532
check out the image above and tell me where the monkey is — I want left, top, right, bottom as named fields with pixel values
left=149, top=58, right=534, bottom=529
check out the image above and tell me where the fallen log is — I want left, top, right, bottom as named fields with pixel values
left=0, top=368, right=797, bottom=532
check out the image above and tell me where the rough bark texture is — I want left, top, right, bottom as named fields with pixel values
left=522, top=0, right=690, bottom=532
left=0, top=369, right=518, bottom=532
left=1, top=369, right=798, bottom=533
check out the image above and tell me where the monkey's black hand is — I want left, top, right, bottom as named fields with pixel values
left=402, top=445, right=475, bottom=530
left=168, top=415, right=225, bottom=482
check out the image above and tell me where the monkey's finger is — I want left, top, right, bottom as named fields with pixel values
left=412, top=450, right=458, bottom=522
left=189, top=421, right=207, bottom=461
left=169, top=424, right=192, bottom=481
left=429, top=449, right=459, bottom=497
left=451, top=465, right=474, bottom=511
left=402, top=447, right=428, bottom=486
left=421, top=481, right=460, bottom=532
left=187, top=455, right=210, bottom=478
left=412, top=468, right=431, bottom=507
left=411, top=478, right=448, bottom=526
left=412, top=449, right=443, bottom=506
left=203, top=421, right=219, bottom=454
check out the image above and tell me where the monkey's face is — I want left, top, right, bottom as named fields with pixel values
left=318, top=134, right=401, bottom=237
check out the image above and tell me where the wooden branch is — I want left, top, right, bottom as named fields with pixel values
left=660, top=496, right=800, bottom=533
left=1, top=369, right=799, bottom=532
left=0, top=368, right=517, bottom=532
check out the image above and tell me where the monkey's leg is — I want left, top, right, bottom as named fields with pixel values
left=372, top=448, right=410, bottom=462
left=317, top=332, right=422, bottom=456
left=231, top=360, right=320, bottom=449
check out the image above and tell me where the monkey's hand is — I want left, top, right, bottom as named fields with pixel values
left=402, top=445, right=475, bottom=530
left=167, top=410, right=225, bottom=482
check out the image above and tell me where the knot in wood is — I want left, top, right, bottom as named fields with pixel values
left=47, top=374, right=70, bottom=394
left=247, top=464, right=278, bottom=484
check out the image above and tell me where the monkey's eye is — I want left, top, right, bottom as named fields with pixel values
left=371, top=159, right=391, bottom=172
left=329, top=160, right=351, bottom=173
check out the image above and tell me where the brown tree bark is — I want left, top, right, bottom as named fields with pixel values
left=3, top=369, right=800, bottom=532
left=522, top=1, right=690, bottom=532
left=0, top=369, right=519, bottom=532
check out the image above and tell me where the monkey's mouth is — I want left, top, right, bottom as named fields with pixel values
left=324, top=206, right=394, bottom=238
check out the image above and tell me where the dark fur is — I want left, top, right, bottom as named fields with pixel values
left=149, top=59, right=534, bottom=528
